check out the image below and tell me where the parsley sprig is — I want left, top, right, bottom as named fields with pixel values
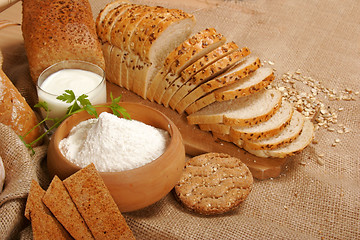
left=20, top=90, right=130, bottom=154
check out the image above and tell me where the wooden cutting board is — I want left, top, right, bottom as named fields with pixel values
left=107, top=82, right=289, bottom=180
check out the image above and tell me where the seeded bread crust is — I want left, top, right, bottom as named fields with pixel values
left=150, top=28, right=226, bottom=102
left=110, top=5, right=150, bottom=50
left=130, top=9, right=195, bottom=98
left=244, top=118, right=314, bottom=158
left=146, top=28, right=216, bottom=101
left=187, top=89, right=282, bottom=126
left=242, top=110, right=305, bottom=150
left=97, top=3, right=133, bottom=44
left=181, top=42, right=241, bottom=80
left=185, top=66, right=274, bottom=114
left=229, top=100, right=294, bottom=141
left=167, top=50, right=253, bottom=110
left=161, top=44, right=245, bottom=108
left=174, top=153, right=253, bottom=215
left=95, top=0, right=131, bottom=42
left=120, top=6, right=161, bottom=93
left=174, top=56, right=261, bottom=113
left=134, top=9, right=195, bottom=61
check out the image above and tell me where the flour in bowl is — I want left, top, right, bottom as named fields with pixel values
left=59, top=112, right=170, bottom=172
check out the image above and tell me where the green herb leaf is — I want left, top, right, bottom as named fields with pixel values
left=57, top=90, right=76, bottom=103
left=77, top=94, right=91, bottom=107
left=84, top=104, right=98, bottom=118
left=34, top=101, right=49, bottom=111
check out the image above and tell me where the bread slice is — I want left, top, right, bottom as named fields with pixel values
left=185, top=67, right=274, bottom=114
left=242, top=110, right=305, bottom=150
left=97, top=2, right=134, bottom=44
left=167, top=50, right=254, bottom=110
left=109, top=46, right=125, bottom=87
left=118, top=6, right=162, bottom=92
left=161, top=43, right=247, bottom=107
left=244, top=118, right=314, bottom=158
left=24, top=180, right=72, bottom=240
left=146, top=28, right=219, bottom=101
left=200, top=100, right=294, bottom=142
left=229, top=100, right=293, bottom=141
left=187, top=89, right=282, bottom=126
left=42, top=176, right=94, bottom=240
left=130, top=9, right=196, bottom=98
left=95, top=0, right=131, bottom=42
left=174, top=56, right=261, bottom=113
left=63, top=164, right=135, bottom=239
left=149, top=28, right=226, bottom=102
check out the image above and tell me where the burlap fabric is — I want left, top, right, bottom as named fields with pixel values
left=0, top=0, right=359, bottom=239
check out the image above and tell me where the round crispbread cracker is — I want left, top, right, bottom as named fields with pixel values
left=174, top=152, right=253, bottom=215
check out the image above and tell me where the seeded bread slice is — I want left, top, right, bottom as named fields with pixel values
left=146, top=28, right=216, bottom=101
left=185, top=67, right=274, bottom=114
left=97, top=3, right=134, bottom=44
left=161, top=43, right=246, bottom=107
left=243, top=110, right=305, bottom=150
left=133, top=9, right=195, bottom=62
left=244, top=118, right=314, bottom=158
left=166, top=51, right=254, bottom=110
left=200, top=100, right=293, bottom=142
left=149, top=28, right=226, bottom=102
left=174, top=56, right=261, bottom=113
left=95, top=0, right=131, bottom=42
left=120, top=6, right=164, bottom=93
left=187, top=89, right=282, bottom=126
left=130, top=9, right=195, bottom=98
left=229, top=100, right=293, bottom=141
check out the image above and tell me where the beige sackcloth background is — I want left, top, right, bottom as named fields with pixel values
left=0, top=0, right=359, bottom=239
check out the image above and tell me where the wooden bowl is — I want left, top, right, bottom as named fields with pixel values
left=47, top=102, right=185, bottom=212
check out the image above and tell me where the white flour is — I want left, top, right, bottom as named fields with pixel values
left=59, top=112, right=170, bottom=172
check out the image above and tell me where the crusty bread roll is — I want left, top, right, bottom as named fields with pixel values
left=22, top=0, right=105, bottom=83
left=0, top=52, right=42, bottom=145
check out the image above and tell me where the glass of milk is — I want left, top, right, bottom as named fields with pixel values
left=37, top=60, right=106, bottom=123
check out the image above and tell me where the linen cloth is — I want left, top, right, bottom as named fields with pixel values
left=0, top=0, right=359, bottom=239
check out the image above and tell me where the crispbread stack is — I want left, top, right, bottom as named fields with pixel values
left=25, top=164, right=135, bottom=240
left=97, top=1, right=314, bottom=159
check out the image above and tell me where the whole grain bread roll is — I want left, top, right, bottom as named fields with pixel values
left=0, top=52, right=42, bottom=146
left=22, top=0, right=105, bottom=83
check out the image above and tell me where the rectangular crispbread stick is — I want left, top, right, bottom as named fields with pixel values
left=63, top=164, right=135, bottom=240
left=42, top=176, right=95, bottom=240
left=24, top=180, right=72, bottom=240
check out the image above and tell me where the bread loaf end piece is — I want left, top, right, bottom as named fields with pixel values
left=22, top=0, right=105, bottom=83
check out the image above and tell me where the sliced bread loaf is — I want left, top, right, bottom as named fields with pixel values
left=161, top=44, right=247, bottom=108
left=146, top=28, right=219, bottom=101
left=151, top=29, right=226, bottom=103
left=130, top=9, right=196, bottom=98
left=242, top=110, right=305, bottom=150
left=174, top=56, right=261, bottom=113
left=185, top=67, right=274, bottom=114
left=243, top=118, right=314, bottom=158
left=187, top=89, right=282, bottom=126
